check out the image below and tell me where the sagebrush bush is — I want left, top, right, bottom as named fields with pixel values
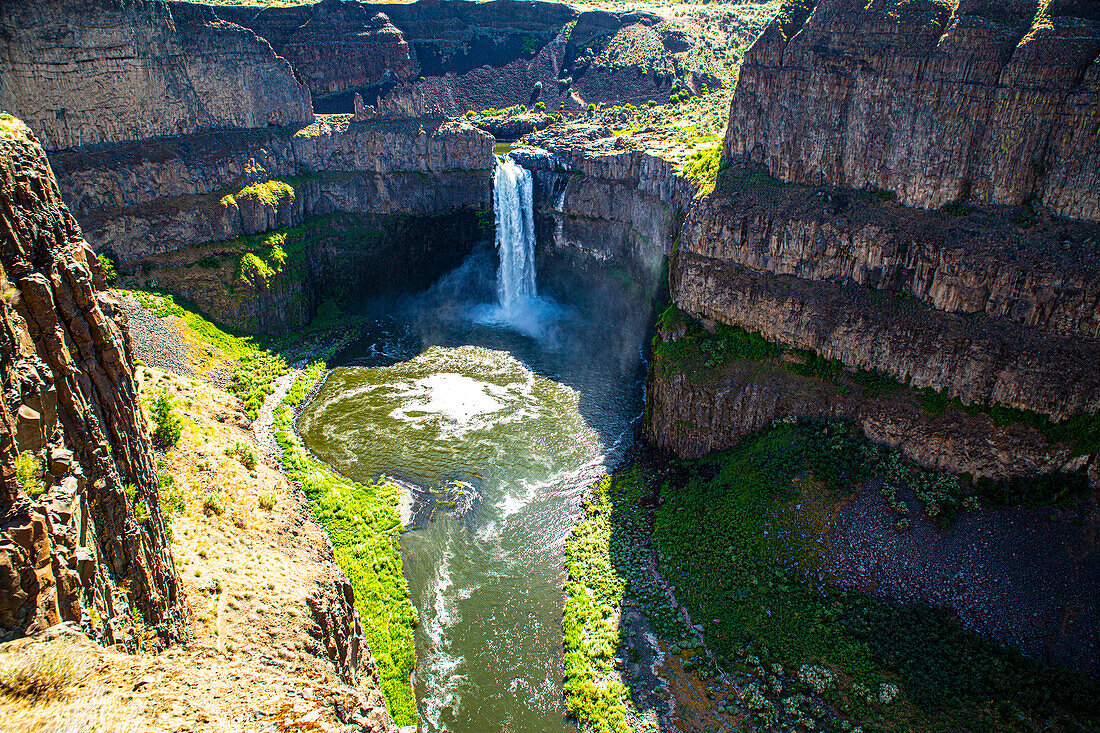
left=151, top=393, right=182, bottom=448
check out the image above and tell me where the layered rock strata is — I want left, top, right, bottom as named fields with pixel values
left=520, top=123, right=697, bottom=270
left=682, top=171, right=1100, bottom=338
left=0, top=0, right=313, bottom=151
left=216, top=0, right=709, bottom=115
left=645, top=338, right=1091, bottom=483
left=0, top=119, right=186, bottom=647
left=724, top=0, right=1100, bottom=221
left=649, top=0, right=1100, bottom=487
left=50, top=116, right=495, bottom=263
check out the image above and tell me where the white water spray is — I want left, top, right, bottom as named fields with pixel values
left=493, top=156, right=537, bottom=312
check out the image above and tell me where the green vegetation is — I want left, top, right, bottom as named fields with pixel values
left=96, top=253, right=118, bottom=285
left=150, top=393, right=182, bottom=448
left=645, top=418, right=1100, bottom=731
left=682, top=146, right=723, bottom=194
left=220, top=178, right=297, bottom=209
left=225, top=441, right=257, bottom=471
left=274, top=368, right=417, bottom=726
left=564, top=477, right=632, bottom=733
left=564, top=469, right=689, bottom=733
left=917, top=388, right=1100, bottom=458
left=237, top=233, right=288, bottom=288
left=655, top=304, right=896, bottom=395
left=657, top=304, right=1100, bottom=457
left=159, top=472, right=185, bottom=516
left=15, top=452, right=44, bottom=499
left=202, top=493, right=226, bottom=516
left=230, top=352, right=287, bottom=420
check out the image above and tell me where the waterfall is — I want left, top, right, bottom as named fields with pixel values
left=493, top=155, right=537, bottom=312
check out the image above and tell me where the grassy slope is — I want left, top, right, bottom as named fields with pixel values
left=646, top=420, right=1100, bottom=732
left=274, top=366, right=419, bottom=727
left=123, top=289, right=417, bottom=725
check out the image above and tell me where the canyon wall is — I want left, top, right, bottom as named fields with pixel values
left=0, top=118, right=186, bottom=648
left=723, top=0, right=1100, bottom=221
left=50, top=116, right=494, bottom=263
left=648, top=0, right=1100, bottom=486
left=0, top=0, right=313, bottom=151
left=215, top=0, right=716, bottom=115
left=520, top=123, right=696, bottom=273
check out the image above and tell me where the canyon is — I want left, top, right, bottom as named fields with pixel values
left=0, top=0, right=1098, bottom=731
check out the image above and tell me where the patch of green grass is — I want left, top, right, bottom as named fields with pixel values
left=564, top=476, right=632, bottom=733
left=564, top=468, right=688, bottom=733
left=274, top=370, right=417, bottom=726
left=682, top=146, right=724, bottom=195
left=15, top=451, right=44, bottom=499
left=644, top=418, right=1100, bottom=731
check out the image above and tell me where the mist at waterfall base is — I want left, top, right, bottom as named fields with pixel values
left=298, top=157, right=662, bottom=732
left=467, top=155, right=563, bottom=339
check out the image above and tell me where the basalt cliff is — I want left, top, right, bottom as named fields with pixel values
left=0, top=118, right=186, bottom=648
left=647, top=0, right=1100, bottom=493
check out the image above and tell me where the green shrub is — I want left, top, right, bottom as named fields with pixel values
left=15, top=452, right=44, bottom=498
left=225, top=441, right=257, bottom=470
left=151, top=393, right=182, bottom=448
left=96, top=253, right=118, bottom=285
left=259, top=493, right=276, bottom=510
left=202, top=493, right=225, bottom=516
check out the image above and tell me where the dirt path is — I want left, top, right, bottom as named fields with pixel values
left=253, top=371, right=298, bottom=460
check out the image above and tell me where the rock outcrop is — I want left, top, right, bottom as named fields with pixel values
left=0, top=118, right=186, bottom=647
left=0, top=0, right=313, bottom=151
left=520, top=123, right=697, bottom=270
left=49, top=116, right=495, bottom=263
left=648, top=0, right=1100, bottom=487
left=682, top=171, right=1100, bottom=338
left=724, top=0, right=1100, bottom=221
left=216, top=0, right=712, bottom=115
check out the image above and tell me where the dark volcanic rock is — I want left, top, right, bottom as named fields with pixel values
left=0, top=119, right=186, bottom=648
left=724, top=0, right=1100, bottom=221
left=0, top=0, right=313, bottom=151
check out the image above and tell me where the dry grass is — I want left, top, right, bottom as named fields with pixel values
left=0, top=648, right=81, bottom=701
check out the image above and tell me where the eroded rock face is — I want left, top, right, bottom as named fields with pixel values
left=217, top=0, right=708, bottom=115
left=48, top=117, right=495, bottom=263
left=682, top=172, right=1100, bottom=338
left=0, top=120, right=186, bottom=647
left=673, top=252, right=1100, bottom=419
left=724, top=0, right=1100, bottom=221
left=520, top=123, right=696, bottom=267
left=0, top=0, right=313, bottom=151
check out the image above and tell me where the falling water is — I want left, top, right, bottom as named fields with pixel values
left=493, top=156, right=537, bottom=312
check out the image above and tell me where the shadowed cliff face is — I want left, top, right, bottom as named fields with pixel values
left=724, top=0, right=1100, bottom=221
left=215, top=0, right=713, bottom=116
left=0, top=119, right=186, bottom=648
left=0, top=0, right=314, bottom=151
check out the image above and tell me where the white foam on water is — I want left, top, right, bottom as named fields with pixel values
left=419, top=549, right=471, bottom=730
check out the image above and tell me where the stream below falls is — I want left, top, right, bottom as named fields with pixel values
left=299, top=231, right=661, bottom=730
